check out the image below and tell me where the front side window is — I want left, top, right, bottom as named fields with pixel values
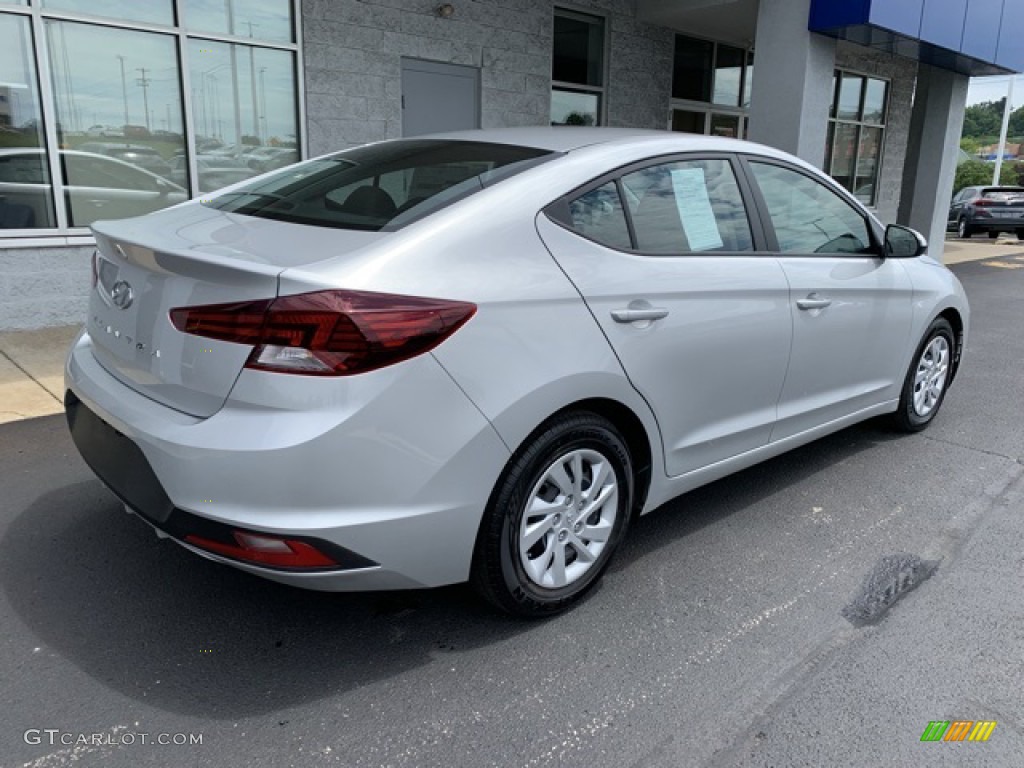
left=203, top=140, right=553, bottom=231
left=749, top=162, right=872, bottom=255
left=825, top=71, right=889, bottom=206
left=621, top=158, right=753, bottom=254
left=551, top=9, right=604, bottom=126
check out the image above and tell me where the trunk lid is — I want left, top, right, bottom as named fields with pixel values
left=88, top=204, right=383, bottom=417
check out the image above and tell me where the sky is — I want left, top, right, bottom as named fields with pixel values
left=967, top=75, right=1022, bottom=107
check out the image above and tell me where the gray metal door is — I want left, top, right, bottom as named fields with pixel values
left=401, top=59, right=480, bottom=137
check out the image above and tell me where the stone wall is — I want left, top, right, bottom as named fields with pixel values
left=0, top=246, right=92, bottom=330
left=301, top=0, right=674, bottom=154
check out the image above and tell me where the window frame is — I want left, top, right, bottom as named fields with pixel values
left=550, top=6, right=609, bottom=127
left=824, top=68, right=890, bottom=209
left=544, top=152, right=770, bottom=257
left=0, top=0, right=304, bottom=246
left=737, top=154, right=884, bottom=258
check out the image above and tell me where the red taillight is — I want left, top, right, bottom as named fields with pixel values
left=974, top=198, right=998, bottom=207
left=169, top=289, right=476, bottom=376
left=184, top=532, right=338, bottom=568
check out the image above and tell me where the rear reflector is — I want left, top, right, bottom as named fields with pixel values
left=169, top=289, right=476, bottom=376
left=184, top=532, right=338, bottom=568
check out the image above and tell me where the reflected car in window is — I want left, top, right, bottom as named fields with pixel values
left=168, top=155, right=255, bottom=193
left=64, top=129, right=968, bottom=617
left=0, top=148, right=186, bottom=228
left=76, top=143, right=174, bottom=178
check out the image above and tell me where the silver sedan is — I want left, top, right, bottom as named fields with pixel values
left=64, top=128, right=968, bottom=616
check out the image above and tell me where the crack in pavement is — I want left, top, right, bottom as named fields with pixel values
left=0, top=350, right=62, bottom=406
left=918, top=432, right=1023, bottom=464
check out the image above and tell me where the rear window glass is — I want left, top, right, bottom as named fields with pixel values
left=981, top=188, right=1024, bottom=200
left=201, top=140, right=555, bottom=231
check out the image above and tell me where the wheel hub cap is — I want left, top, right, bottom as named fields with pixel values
left=912, top=336, right=950, bottom=418
left=518, top=448, right=619, bottom=589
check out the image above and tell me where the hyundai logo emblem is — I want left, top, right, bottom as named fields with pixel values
left=110, top=280, right=134, bottom=310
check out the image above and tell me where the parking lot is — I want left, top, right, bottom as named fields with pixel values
left=1, top=256, right=1022, bottom=768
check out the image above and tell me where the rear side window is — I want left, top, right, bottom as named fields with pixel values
left=201, top=140, right=554, bottom=231
left=622, top=158, right=754, bottom=253
left=567, top=182, right=632, bottom=250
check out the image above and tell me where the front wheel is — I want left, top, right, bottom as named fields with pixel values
left=957, top=218, right=974, bottom=239
left=471, top=411, right=633, bottom=617
left=892, top=318, right=955, bottom=432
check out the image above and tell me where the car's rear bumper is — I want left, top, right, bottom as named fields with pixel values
left=64, top=329, right=511, bottom=590
left=970, top=216, right=1024, bottom=231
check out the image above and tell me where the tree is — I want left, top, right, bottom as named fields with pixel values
left=954, top=160, right=995, bottom=193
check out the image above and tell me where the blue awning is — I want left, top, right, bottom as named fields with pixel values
left=809, top=0, right=1023, bottom=76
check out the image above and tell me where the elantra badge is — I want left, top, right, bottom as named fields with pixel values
left=110, top=280, right=134, bottom=310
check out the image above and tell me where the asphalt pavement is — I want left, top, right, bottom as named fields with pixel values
left=1, top=257, right=1023, bottom=768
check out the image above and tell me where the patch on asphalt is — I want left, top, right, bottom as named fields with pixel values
left=981, top=260, right=1024, bottom=269
left=841, top=554, right=938, bottom=627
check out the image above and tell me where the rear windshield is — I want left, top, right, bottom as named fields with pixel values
left=201, top=140, right=555, bottom=231
left=981, top=187, right=1024, bottom=199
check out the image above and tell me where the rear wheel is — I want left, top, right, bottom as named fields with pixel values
left=893, top=318, right=955, bottom=432
left=957, top=218, right=974, bottom=239
left=471, top=411, right=633, bottom=617
left=1016, top=229, right=1024, bottom=241
left=988, top=230, right=1000, bottom=239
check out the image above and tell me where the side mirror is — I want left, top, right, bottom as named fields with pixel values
left=884, top=224, right=927, bottom=259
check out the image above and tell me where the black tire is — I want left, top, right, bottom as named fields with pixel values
left=957, top=218, right=974, bottom=239
left=471, top=411, right=633, bottom=617
left=1016, top=228, right=1024, bottom=241
left=988, top=230, right=1000, bottom=239
left=893, top=318, right=955, bottom=433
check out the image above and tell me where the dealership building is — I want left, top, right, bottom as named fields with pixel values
left=0, top=0, right=1020, bottom=330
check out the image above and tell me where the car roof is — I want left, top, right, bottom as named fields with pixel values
left=415, top=126, right=790, bottom=158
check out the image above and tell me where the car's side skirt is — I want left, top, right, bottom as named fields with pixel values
left=641, top=400, right=900, bottom=514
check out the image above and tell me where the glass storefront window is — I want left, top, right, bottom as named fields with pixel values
left=551, top=9, right=604, bottom=126
left=837, top=75, right=862, bottom=121
left=44, top=19, right=187, bottom=226
left=672, top=35, right=713, bottom=102
left=184, top=0, right=293, bottom=44
left=713, top=44, right=744, bottom=107
left=552, top=10, right=603, bottom=87
left=742, top=51, right=754, bottom=109
left=188, top=39, right=297, bottom=190
left=826, top=70, right=889, bottom=207
left=671, top=109, right=704, bottom=134
left=0, top=13, right=53, bottom=229
left=40, top=0, right=174, bottom=27
left=550, top=88, right=599, bottom=126
left=1, top=3, right=301, bottom=237
left=709, top=113, right=740, bottom=138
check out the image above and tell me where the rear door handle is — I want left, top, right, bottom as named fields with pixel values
left=611, top=307, right=670, bottom=323
left=797, top=295, right=832, bottom=311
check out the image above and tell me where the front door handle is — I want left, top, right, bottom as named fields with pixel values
left=611, top=307, right=670, bottom=323
left=797, top=294, right=832, bottom=311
